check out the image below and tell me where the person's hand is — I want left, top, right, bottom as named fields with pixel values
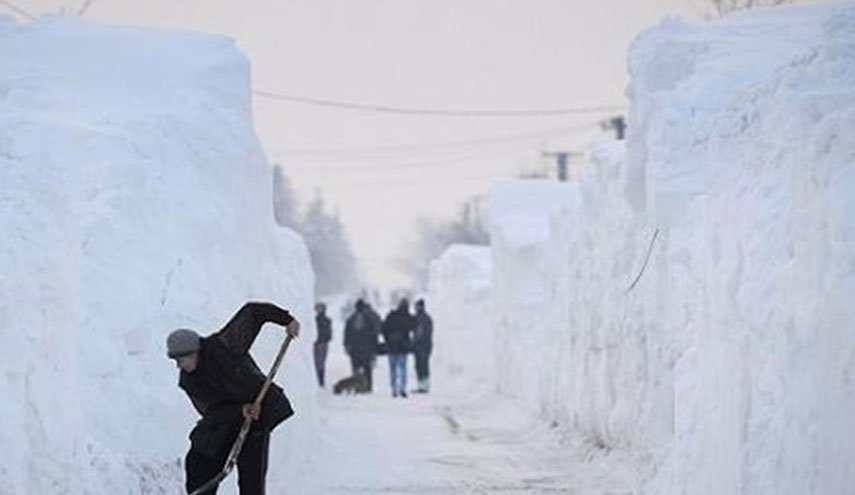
left=242, top=403, right=261, bottom=421
left=286, top=319, right=300, bottom=338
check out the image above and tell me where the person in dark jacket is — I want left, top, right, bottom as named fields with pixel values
left=411, top=299, right=433, bottom=394
left=166, top=301, right=300, bottom=495
left=382, top=298, right=417, bottom=398
left=313, top=302, right=332, bottom=387
left=363, top=302, right=383, bottom=344
left=363, top=301, right=383, bottom=372
left=343, top=299, right=379, bottom=392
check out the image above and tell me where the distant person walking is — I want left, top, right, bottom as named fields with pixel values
left=363, top=301, right=383, bottom=341
left=313, top=302, right=332, bottom=387
left=344, top=299, right=379, bottom=392
left=166, top=301, right=300, bottom=495
left=412, top=299, right=434, bottom=394
left=363, top=301, right=383, bottom=374
left=382, top=299, right=417, bottom=398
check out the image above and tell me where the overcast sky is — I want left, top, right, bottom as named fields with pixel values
left=7, top=0, right=716, bottom=291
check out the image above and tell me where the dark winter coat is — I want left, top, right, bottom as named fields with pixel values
left=365, top=305, right=383, bottom=333
left=179, top=302, right=295, bottom=459
left=344, top=310, right=379, bottom=360
left=412, top=311, right=433, bottom=354
left=382, top=308, right=417, bottom=355
left=315, top=314, right=332, bottom=344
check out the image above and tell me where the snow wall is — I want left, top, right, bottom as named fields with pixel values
left=630, top=5, right=855, bottom=494
left=427, top=244, right=493, bottom=393
left=462, top=4, right=854, bottom=495
left=0, top=17, right=318, bottom=494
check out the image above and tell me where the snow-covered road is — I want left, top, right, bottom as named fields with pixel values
left=297, top=356, right=640, bottom=495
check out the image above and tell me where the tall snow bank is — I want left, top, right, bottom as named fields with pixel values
left=0, top=17, right=317, bottom=494
left=489, top=179, right=587, bottom=418
left=427, top=244, right=492, bottom=392
left=629, top=5, right=855, bottom=494
left=489, top=174, right=664, bottom=486
left=487, top=3, right=855, bottom=494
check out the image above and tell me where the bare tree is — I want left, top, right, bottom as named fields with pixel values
left=710, top=0, right=791, bottom=16
left=272, top=164, right=300, bottom=229
left=397, top=196, right=489, bottom=289
left=301, top=191, right=360, bottom=297
left=272, top=167, right=360, bottom=297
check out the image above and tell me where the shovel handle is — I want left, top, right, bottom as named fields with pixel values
left=188, top=332, right=295, bottom=495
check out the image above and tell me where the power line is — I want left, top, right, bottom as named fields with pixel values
left=271, top=135, right=561, bottom=171
left=321, top=171, right=501, bottom=192
left=626, top=228, right=659, bottom=294
left=253, top=89, right=625, bottom=118
left=77, top=0, right=98, bottom=16
left=281, top=148, right=531, bottom=172
left=274, top=140, right=545, bottom=169
left=268, top=120, right=606, bottom=172
left=0, top=0, right=36, bottom=19
left=271, top=121, right=602, bottom=159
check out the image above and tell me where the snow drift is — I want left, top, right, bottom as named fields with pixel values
left=427, top=244, right=492, bottom=392
left=630, top=5, right=855, bottom=494
left=0, top=17, right=317, bottom=494
left=432, top=3, right=854, bottom=495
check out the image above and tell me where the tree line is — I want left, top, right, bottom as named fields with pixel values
left=273, top=164, right=360, bottom=297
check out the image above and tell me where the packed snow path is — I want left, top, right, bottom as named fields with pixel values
left=299, top=372, right=638, bottom=495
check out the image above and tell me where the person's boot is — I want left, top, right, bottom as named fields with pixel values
left=413, top=378, right=428, bottom=393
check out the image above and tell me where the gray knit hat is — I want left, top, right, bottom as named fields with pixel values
left=166, top=328, right=200, bottom=358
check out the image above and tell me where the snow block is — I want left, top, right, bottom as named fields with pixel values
left=428, top=244, right=492, bottom=391
left=0, top=17, right=317, bottom=494
left=482, top=4, right=855, bottom=495
left=628, top=5, right=855, bottom=495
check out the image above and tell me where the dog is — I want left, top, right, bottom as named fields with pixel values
left=333, top=371, right=370, bottom=395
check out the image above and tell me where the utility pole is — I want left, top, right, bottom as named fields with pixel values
left=602, top=115, right=626, bottom=140
left=542, top=151, right=582, bottom=181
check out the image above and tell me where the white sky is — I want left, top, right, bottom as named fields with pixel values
left=6, top=0, right=715, bottom=290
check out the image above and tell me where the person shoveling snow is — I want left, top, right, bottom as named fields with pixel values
left=166, top=302, right=300, bottom=494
